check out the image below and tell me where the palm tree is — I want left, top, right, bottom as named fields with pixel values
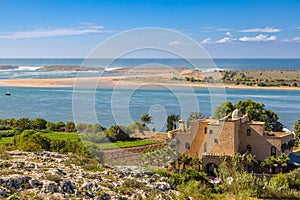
left=192, top=157, right=202, bottom=171
left=170, top=114, right=180, bottom=130
left=244, top=154, right=257, bottom=172
left=261, top=156, right=277, bottom=173
left=187, top=112, right=205, bottom=127
left=181, top=154, right=192, bottom=170
left=141, top=114, right=152, bottom=127
left=276, top=153, right=290, bottom=172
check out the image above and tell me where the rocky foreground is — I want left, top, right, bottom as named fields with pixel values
left=0, top=151, right=179, bottom=199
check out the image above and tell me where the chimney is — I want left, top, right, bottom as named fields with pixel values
left=178, top=120, right=186, bottom=132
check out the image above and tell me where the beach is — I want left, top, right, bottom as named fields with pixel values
left=0, top=68, right=300, bottom=91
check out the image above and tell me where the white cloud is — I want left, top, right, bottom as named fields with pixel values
left=292, top=37, right=300, bottom=41
left=239, top=34, right=277, bottom=42
left=216, top=37, right=233, bottom=44
left=225, top=32, right=232, bottom=36
left=216, top=28, right=231, bottom=31
left=283, top=37, right=300, bottom=42
left=200, top=38, right=214, bottom=44
left=201, top=26, right=231, bottom=32
left=295, top=27, right=300, bottom=29
left=239, top=27, right=281, bottom=33
left=0, top=24, right=111, bottom=39
left=168, top=40, right=190, bottom=46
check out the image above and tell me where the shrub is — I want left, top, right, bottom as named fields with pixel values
left=106, top=125, right=129, bottom=142
left=14, top=118, right=32, bottom=132
left=65, top=121, right=76, bottom=132
left=55, top=121, right=65, bottom=131
left=46, top=121, right=55, bottom=131
left=32, top=118, right=47, bottom=130
left=13, top=130, right=51, bottom=151
left=0, top=130, right=18, bottom=137
left=126, top=122, right=148, bottom=133
left=51, top=139, right=90, bottom=156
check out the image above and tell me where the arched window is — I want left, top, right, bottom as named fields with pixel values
left=204, top=127, right=207, bottom=134
left=246, top=145, right=252, bottom=152
left=271, top=146, right=276, bottom=156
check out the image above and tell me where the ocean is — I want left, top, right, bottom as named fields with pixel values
left=0, top=58, right=299, bottom=131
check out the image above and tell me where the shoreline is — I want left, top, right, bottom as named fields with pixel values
left=0, top=76, right=300, bottom=91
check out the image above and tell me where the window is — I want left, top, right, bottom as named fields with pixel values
left=271, top=146, right=276, bottom=156
left=246, top=145, right=252, bottom=152
left=185, top=142, right=190, bottom=150
left=209, top=130, right=213, bottom=134
left=247, top=129, right=251, bottom=136
left=204, top=143, right=207, bottom=152
left=204, top=127, right=207, bottom=134
left=214, top=139, right=218, bottom=144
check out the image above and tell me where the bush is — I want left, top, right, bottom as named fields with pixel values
left=106, top=125, right=129, bottom=142
left=126, top=122, right=148, bottom=133
left=46, top=121, right=55, bottom=131
left=32, top=118, right=47, bottom=130
left=0, top=130, right=18, bottom=137
left=50, top=139, right=89, bottom=156
left=65, top=121, right=76, bottom=132
left=13, top=130, right=51, bottom=151
left=76, top=123, right=106, bottom=133
left=14, top=118, right=32, bottom=132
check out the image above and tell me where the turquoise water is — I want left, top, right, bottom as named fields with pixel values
left=0, top=58, right=299, bottom=131
left=0, top=87, right=298, bottom=131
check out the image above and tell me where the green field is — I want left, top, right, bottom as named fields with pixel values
left=84, top=139, right=157, bottom=150
left=0, top=132, right=157, bottom=149
left=46, top=132, right=80, bottom=141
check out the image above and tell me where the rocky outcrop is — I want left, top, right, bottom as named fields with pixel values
left=0, top=65, right=18, bottom=70
left=0, top=151, right=179, bottom=199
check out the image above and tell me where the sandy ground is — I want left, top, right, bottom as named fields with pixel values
left=0, top=75, right=300, bottom=91
left=0, top=68, right=300, bottom=90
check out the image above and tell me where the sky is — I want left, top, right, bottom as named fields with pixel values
left=0, top=0, right=300, bottom=58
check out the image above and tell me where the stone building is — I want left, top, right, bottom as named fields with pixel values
left=168, top=109, right=294, bottom=173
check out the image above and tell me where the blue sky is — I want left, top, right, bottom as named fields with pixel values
left=0, top=0, right=300, bottom=58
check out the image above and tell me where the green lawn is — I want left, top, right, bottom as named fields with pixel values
left=86, top=139, right=157, bottom=150
left=0, top=137, right=13, bottom=144
left=0, top=132, right=157, bottom=149
left=45, top=132, right=80, bottom=141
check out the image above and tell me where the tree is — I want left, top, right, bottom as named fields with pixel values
left=2, top=118, right=16, bottom=129
left=13, top=130, right=51, bottom=151
left=106, top=125, right=129, bottom=142
left=140, top=114, right=152, bottom=127
left=32, top=118, right=47, bottom=130
left=187, top=112, right=205, bottom=128
left=214, top=99, right=284, bottom=131
left=261, top=156, right=277, bottom=173
left=14, top=118, right=32, bottom=132
left=55, top=121, right=65, bottom=131
left=46, top=121, right=56, bottom=131
left=276, top=153, right=289, bottom=172
left=167, top=116, right=173, bottom=132
left=294, top=118, right=300, bottom=147
left=166, top=114, right=180, bottom=132
left=243, top=154, right=257, bottom=172
left=214, top=101, right=234, bottom=119
left=192, top=157, right=202, bottom=172
left=65, top=121, right=76, bottom=132
left=181, top=154, right=192, bottom=170
left=92, top=123, right=106, bottom=133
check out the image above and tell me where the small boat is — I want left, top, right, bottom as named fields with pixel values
left=5, top=92, right=11, bottom=96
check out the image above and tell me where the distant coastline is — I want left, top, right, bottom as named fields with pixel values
left=0, top=68, right=299, bottom=91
